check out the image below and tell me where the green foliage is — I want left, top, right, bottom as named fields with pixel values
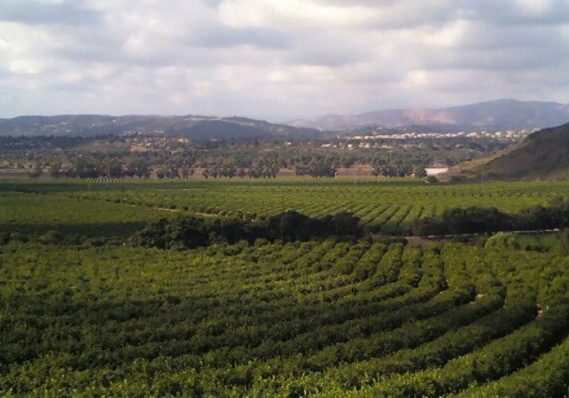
left=0, top=241, right=569, bottom=396
left=38, top=230, right=64, bottom=245
left=132, top=211, right=364, bottom=249
left=3, top=180, right=569, bottom=395
left=484, top=232, right=520, bottom=250
left=8, top=231, right=28, bottom=242
left=414, top=200, right=569, bottom=236
left=413, top=206, right=512, bottom=236
left=559, top=228, right=569, bottom=256
left=4, top=179, right=569, bottom=238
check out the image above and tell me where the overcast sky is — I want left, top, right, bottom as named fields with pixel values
left=1, top=0, right=569, bottom=120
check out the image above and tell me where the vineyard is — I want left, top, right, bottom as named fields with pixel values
left=1, top=240, right=569, bottom=396
left=3, top=179, right=569, bottom=397
left=3, top=179, right=569, bottom=236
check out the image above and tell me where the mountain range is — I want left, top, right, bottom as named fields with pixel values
left=291, top=99, right=569, bottom=132
left=2, top=99, right=569, bottom=138
left=0, top=115, right=320, bottom=139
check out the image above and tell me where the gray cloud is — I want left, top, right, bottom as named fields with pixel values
left=463, top=0, right=569, bottom=25
left=0, top=0, right=568, bottom=120
left=0, top=0, right=100, bottom=25
left=192, top=26, right=291, bottom=49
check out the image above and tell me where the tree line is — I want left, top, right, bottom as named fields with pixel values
left=413, top=198, right=569, bottom=236
left=4, top=135, right=485, bottom=180
left=131, top=211, right=364, bottom=249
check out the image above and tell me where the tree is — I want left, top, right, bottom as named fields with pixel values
left=100, top=159, right=123, bottom=178
left=413, top=166, right=427, bottom=178
left=441, top=207, right=512, bottom=234
left=28, top=164, right=43, bottom=178
left=165, top=164, right=180, bottom=179
left=126, top=160, right=151, bottom=178
left=49, top=163, right=62, bottom=178
left=277, top=211, right=314, bottom=241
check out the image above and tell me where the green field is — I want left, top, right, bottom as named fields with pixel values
left=2, top=240, right=569, bottom=396
left=3, top=179, right=569, bottom=236
left=3, top=179, right=569, bottom=397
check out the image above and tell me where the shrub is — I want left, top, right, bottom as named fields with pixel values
left=9, top=232, right=28, bottom=243
left=0, top=232, right=9, bottom=245
left=484, top=232, right=520, bottom=250
left=39, top=230, right=64, bottom=245
left=559, top=229, right=569, bottom=255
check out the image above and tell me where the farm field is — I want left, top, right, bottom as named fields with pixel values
left=4, top=0, right=569, bottom=395
left=3, top=178, right=569, bottom=236
left=3, top=178, right=569, bottom=397
left=2, top=240, right=569, bottom=396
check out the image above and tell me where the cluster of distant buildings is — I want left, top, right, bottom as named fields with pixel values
left=129, top=136, right=190, bottom=152
left=348, top=129, right=535, bottom=141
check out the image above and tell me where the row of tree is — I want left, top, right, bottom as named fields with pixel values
left=202, top=165, right=279, bottom=179
left=371, top=164, right=427, bottom=178
left=413, top=198, right=569, bottom=236
left=132, top=211, right=363, bottom=249
left=32, top=162, right=429, bottom=179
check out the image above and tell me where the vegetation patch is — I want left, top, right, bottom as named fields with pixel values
left=132, top=211, right=364, bottom=249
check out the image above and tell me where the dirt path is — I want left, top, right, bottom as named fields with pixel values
left=404, top=228, right=561, bottom=246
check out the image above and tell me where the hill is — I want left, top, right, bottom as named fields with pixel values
left=453, top=122, right=569, bottom=180
left=292, top=99, right=569, bottom=132
left=0, top=114, right=321, bottom=139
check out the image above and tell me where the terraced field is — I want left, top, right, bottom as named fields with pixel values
left=3, top=179, right=569, bottom=235
left=2, top=241, right=569, bottom=396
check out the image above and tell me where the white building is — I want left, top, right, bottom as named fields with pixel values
left=425, top=167, right=449, bottom=177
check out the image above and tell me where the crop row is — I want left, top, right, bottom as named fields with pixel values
left=2, top=240, right=569, bottom=396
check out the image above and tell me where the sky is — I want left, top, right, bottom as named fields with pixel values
left=1, top=0, right=569, bottom=121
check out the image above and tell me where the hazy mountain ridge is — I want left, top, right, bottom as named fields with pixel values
left=453, top=121, right=569, bottom=180
left=0, top=114, right=321, bottom=139
left=3, top=99, right=569, bottom=138
left=292, top=99, right=569, bottom=131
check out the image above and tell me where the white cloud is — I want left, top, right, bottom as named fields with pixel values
left=1, top=0, right=569, bottom=119
left=218, top=0, right=378, bottom=29
left=422, top=20, right=468, bottom=47
left=514, top=0, right=555, bottom=16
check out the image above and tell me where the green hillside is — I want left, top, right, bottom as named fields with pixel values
left=0, top=115, right=321, bottom=139
left=454, top=122, right=569, bottom=180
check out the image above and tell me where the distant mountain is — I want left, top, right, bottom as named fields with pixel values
left=453, top=121, right=569, bottom=181
left=0, top=114, right=320, bottom=139
left=291, top=99, right=569, bottom=132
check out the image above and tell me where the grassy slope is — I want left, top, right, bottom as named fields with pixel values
left=453, top=122, right=569, bottom=181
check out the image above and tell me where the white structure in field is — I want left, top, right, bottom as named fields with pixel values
left=425, top=167, right=449, bottom=177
